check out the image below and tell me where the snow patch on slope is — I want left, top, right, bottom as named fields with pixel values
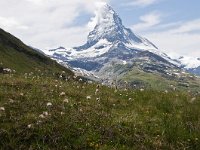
left=179, top=56, right=200, bottom=69
left=51, top=39, right=112, bottom=59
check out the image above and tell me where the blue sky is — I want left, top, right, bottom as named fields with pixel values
left=0, top=0, right=199, bottom=58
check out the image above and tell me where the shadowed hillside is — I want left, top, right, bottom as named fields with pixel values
left=0, top=28, right=73, bottom=75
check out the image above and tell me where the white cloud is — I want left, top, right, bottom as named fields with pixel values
left=132, top=12, right=161, bottom=32
left=0, top=0, right=109, bottom=49
left=128, top=0, right=159, bottom=7
left=142, top=19, right=200, bottom=58
left=0, top=17, right=28, bottom=30
left=168, top=19, right=200, bottom=34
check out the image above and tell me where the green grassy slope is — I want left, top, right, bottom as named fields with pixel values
left=0, top=73, right=200, bottom=149
left=0, top=28, right=73, bottom=75
left=104, top=63, right=200, bottom=92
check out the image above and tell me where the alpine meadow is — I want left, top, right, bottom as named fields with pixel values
left=1, top=1, right=200, bottom=149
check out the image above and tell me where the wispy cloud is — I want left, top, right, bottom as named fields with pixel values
left=141, top=19, right=200, bottom=57
left=0, top=17, right=28, bottom=31
left=128, top=0, right=159, bottom=7
left=132, top=12, right=161, bottom=32
left=168, top=19, right=200, bottom=34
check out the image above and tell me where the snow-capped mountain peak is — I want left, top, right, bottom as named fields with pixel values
left=76, top=4, right=157, bottom=51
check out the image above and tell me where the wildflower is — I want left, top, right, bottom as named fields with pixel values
left=20, top=93, right=24, bottom=96
left=39, top=114, right=45, bottom=119
left=63, top=98, right=69, bottom=103
left=0, top=107, right=5, bottom=111
left=3, top=68, right=12, bottom=73
left=79, top=78, right=83, bottom=82
left=190, top=97, right=196, bottom=103
left=128, top=98, right=132, bottom=101
left=59, top=92, right=66, bottom=96
left=27, top=124, right=33, bottom=128
left=43, top=111, right=48, bottom=116
left=9, top=99, right=14, bottom=103
left=140, top=89, right=144, bottom=92
left=60, top=112, right=65, bottom=115
left=36, top=120, right=42, bottom=125
left=47, top=102, right=53, bottom=107
left=164, top=90, right=168, bottom=94
left=96, top=97, right=100, bottom=101
left=95, top=144, right=99, bottom=149
left=86, top=96, right=91, bottom=100
left=95, top=89, right=99, bottom=95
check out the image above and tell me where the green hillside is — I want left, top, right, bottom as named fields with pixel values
left=100, top=62, right=200, bottom=92
left=1, top=73, right=200, bottom=149
left=0, top=28, right=73, bottom=75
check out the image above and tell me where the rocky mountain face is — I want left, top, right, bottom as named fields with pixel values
left=46, top=4, right=200, bottom=89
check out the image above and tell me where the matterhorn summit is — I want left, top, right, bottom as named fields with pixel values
left=75, top=3, right=158, bottom=52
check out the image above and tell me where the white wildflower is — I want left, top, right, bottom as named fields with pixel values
left=86, top=96, right=91, bottom=100
left=27, top=124, right=33, bottom=128
left=140, top=89, right=144, bottom=92
left=190, top=97, right=196, bottom=103
left=60, top=112, right=65, bottom=115
left=9, top=99, right=14, bottom=103
left=47, top=102, right=52, bottom=107
left=96, top=97, right=100, bottom=101
left=43, top=111, right=49, bottom=116
left=63, top=98, right=69, bottom=103
left=59, top=92, right=66, bottom=96
left=0, top=107, right=5, bottom=111
left=39, top=114, right=45, bottom=119
left=95, top=89, right=99, bottom=95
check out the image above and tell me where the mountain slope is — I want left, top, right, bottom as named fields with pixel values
left=47, top=4, right=200, bottom=90
left=0, top=28, right=73, bottom=75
